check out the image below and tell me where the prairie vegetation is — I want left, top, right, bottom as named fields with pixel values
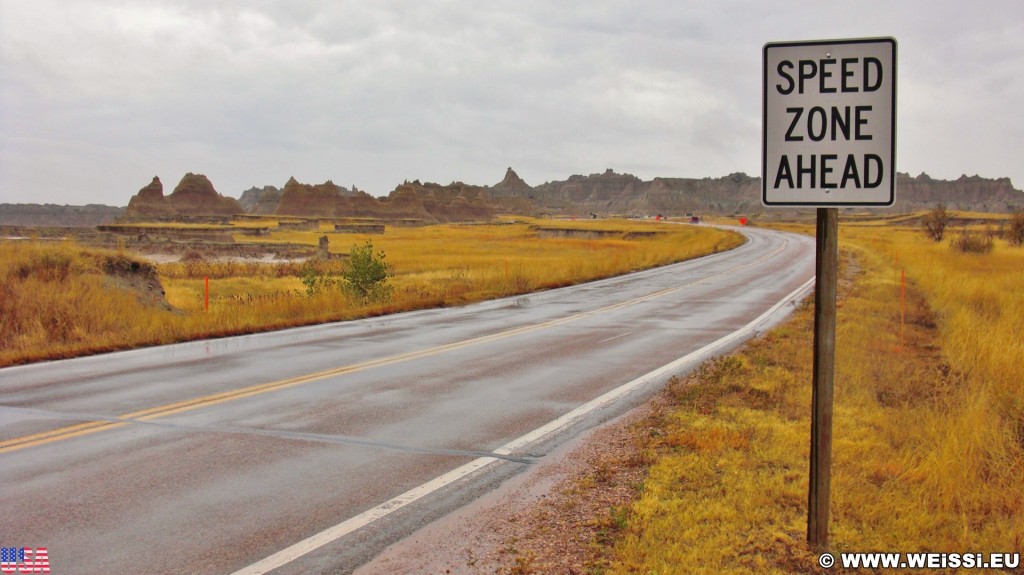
left=1008, top=209, right=1024, bottom=246
left=0, top=242, right=187, bottom=365
left=606, top=220, right=1023, bottom=573
left=923, top=202, right=951, bottom=241
left=950, top=227, right=995, bottom=254
left=0, top=219, right=741, bottom=366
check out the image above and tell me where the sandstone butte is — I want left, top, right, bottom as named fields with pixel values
left=125, top=174, right=242, bottom=219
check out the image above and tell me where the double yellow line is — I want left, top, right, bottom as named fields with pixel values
left=0, top=285, right=677, bottom=455
left=1, top=235, right=790, bottom=455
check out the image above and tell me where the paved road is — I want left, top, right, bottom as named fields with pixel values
left=0, top=226, right=814, bottom=574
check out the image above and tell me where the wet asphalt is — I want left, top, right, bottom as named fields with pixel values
left=0, top=226, right=815, bottom=574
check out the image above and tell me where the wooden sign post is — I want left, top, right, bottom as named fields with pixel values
left=808, top=207, right=837, bottom=546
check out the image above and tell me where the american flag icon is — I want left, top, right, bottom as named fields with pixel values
left=0, top=547, right=49, bottom=573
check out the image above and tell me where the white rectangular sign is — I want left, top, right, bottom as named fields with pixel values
left=762, top=37, right=897, bottom=206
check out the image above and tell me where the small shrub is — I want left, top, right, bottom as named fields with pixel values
left=340, top=240, right=394, bottom=303
left=923, top=203, right=950, bottom=242
left=951, top=228, right=994, bottom=254
left=1009, top=209, right=1024, bottom=247
left=300, top=263, right=337, bottom=296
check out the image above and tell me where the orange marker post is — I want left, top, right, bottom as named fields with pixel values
left=205, top=276, right=210, bottom=313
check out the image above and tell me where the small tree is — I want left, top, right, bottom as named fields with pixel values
left=341, top=240, right=394, bottom=303
left=300, top=262, right=336, bottom=296
left=1009, top=209, right=1024, bottom=247
left=923, top=203, right=951, bottom=242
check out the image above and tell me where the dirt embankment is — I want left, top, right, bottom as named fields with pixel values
left=98, top=253, right=173, bottom=311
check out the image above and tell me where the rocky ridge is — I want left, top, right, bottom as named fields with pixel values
left=0, top=204, right=124, bottom=227
left=891, top=173, right=1021, bottom=213
left=268, top=177, right=495, bottom=223
left=5, top=168, right=1021, bottom=228
left=504, top=169, right=1023, bottom=215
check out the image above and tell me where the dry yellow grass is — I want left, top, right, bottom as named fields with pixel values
left=608, top=222, right=1023, bottom=574
left=176, top=219, right=742, bottom=310
left=0, top=219, right=741, bottom=366
left=0, top=242, right=194, bottom=364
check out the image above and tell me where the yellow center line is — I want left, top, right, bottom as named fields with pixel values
left=1, top=237, right=790, bottom=454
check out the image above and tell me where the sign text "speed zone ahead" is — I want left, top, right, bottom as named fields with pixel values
left=763, top=38, right=896, bottom=206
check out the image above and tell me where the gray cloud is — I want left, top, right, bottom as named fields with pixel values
left=1, top=0, right=1022, bottom=205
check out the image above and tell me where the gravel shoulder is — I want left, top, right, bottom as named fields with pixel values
left=355, top=389, right=665, bottom=575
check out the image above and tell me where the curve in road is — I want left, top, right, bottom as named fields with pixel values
left=0, top=226, right=815, bottom=575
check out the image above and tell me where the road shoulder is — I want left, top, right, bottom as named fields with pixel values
left=355, top=386, right=664, bottom=574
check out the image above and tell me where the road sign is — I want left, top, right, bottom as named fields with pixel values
left=762, top=38, right=897, bottom=206
left=762, top=36, right=898, bottom=550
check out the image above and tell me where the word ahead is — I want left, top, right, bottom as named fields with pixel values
left=762, top=38, right=897, bottom=206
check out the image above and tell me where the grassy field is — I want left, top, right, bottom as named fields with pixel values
left=0, top=219, right=741, bottom=367
left=605, top=220, right=1023, bottom=574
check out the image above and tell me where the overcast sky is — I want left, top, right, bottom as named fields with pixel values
left=1, top=1, right=1021, bottom=206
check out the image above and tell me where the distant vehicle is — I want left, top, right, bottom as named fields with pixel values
left=690, top=216, right=700, bottom=224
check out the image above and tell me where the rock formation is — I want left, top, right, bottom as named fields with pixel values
left=125, top=176, right=176, bottom=218
left=275, top=177, right=345, bottom=216
left=272, top=176, right=496, bottom=223
left=638, top=173, right=762, bottom=215
left=166, top=173, right=242, bottom=216
left=482, top=168, right=539, bottom=215
left=386, top=181, right=496, bottom=222
left=340, top=191, right=391, bottom=219
left=239, top=185, right=282, bottom=215
left=124, top=174, right=241, bottom=219
left=489, top=167, right=533, bottom=196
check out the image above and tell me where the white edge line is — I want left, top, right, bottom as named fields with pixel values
left=229, top=276, right=815, bottom=575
